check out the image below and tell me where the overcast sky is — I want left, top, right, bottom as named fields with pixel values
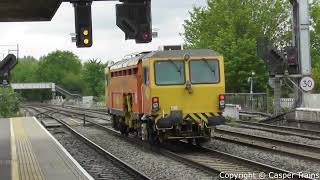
left=0, top=1, right=207, bottom=63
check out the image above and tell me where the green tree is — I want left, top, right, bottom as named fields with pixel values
left=310, top=0, right=320, bottom=93
left=10, top=56, right=46, bottom=101
left=37, top=50, right=82, bottom=93
left=0, top=87, right=20, bottom=118
left=184, top=0, right=290, bottom=92
left=81, top=59, right=106, bottom=97
left=11, top=56, right=39, bottom=83
left=61, top=72, right=84, bottom=94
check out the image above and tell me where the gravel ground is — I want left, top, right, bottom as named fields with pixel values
left=217, top=125, right=320, bottom=147
left=48, top=127, right=137, bottom=180
left=74, top=126, right=218, bottom=180
left=206, top=138, right=320, bottom=175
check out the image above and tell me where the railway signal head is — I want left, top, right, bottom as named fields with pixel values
left=256, top=37, right=286, bottom=76
left=0, top=54, right=17, bottom=86
left=116, top=0, right=152, bottom=43
left=135, top=24, right=152, bottom=43
left=285, top=46, right=299, bottom=74
left=74, top=2, right=93, bottom=48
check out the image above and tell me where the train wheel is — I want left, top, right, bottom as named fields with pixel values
left=141, top=123, right=148, bottom=141
left=158, top=133, right=166, bottom=145
left=195, top=138, right=204, bottom=146
left=111, top=115, right=119, bottom=130
left=187, top=138, right=193, bottom=144
left=195, top=138, right=209, bottom=146
left=119, top=120, right=128, bottom=136
left=147, top=121, right=157, bottom=145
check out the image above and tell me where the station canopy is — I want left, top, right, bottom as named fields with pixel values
left=0, top=0, right=61, bottom=21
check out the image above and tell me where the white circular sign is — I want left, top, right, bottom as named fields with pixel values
left=300, top=77, right=315, bottom=92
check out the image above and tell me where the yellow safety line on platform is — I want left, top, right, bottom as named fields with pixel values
left=10, top=118, right=19, bottom=180
left=11, top=118, right=45, bottom=180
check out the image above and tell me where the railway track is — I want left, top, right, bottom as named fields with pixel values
left=232, top=120, right=320, bottom=140
left=27, top=107, right=151, bottom=180
left=214, top=128, right=320, bottom=162
left=162, top=141, right=306, bottom=180
left=24, top=105, right=110, bottom=124
left=50, top=104, right=109, bottom=115
left=24, top=105, right=312, bottom=180
left=32, top=105, right=320, bottom=162
left=285, top=119, right=320, bottom=130
left=64, top=105, right=109, bottom=114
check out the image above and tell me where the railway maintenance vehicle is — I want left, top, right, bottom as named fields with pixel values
left=105, top=47, right=225, bottom=144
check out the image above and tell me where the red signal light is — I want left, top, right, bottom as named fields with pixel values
left=143, top=32, right=150, bottom=40
left=288, top=55, right=296, bottom=63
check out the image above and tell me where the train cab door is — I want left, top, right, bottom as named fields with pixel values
left=142, top=65, right=152, bottom=114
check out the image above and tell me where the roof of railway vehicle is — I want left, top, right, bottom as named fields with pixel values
left=110, top=49, right=220, bottom=70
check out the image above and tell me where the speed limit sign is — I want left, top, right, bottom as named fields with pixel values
left=300, top=77, right=315, bottom=92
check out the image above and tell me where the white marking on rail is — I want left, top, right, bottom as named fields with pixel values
left=68, top=118, right=81, bottom=125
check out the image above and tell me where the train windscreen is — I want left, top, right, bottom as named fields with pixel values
left=189, top=60, right=220, bottom=84
left=154, top=60, right=185, bottom=85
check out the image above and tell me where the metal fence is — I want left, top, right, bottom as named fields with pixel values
left=224, top=93, right=268, bottom=113
left=280, top=98, right=295, bottom=109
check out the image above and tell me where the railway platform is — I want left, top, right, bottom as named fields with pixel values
left=0, top=117, right=93, bottom=180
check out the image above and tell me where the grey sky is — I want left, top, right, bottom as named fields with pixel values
left=0, top=0, right=207, bottom=62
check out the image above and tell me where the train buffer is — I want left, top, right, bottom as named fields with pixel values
left=0, top=117, right=93, bottom=180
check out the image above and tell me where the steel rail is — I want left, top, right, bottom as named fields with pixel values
left=162, top=141, right=310, bottom=180
left=65, top=105, right=108, bottom=113
left=233, top=120, right=320, bottom=140
left=27, top=105, right=313, bottom=180
left=25, top=105, right=110, bottom=121
left=71, top=116, right=309, bottom=180
left=27, top=107, right=151, bottom=180
left=214, top=128, right=320, bottom=162
left=239, top=111, right=271, bottom=118
left=260, top=111, right=295, bottom=124
left=286, top=119, right=320, bottom=126
left=51, top=104, right=109, bottom=115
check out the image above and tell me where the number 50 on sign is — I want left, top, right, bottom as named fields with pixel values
left=300, top=77, right=315, bottom=92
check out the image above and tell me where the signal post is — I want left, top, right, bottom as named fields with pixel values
left=258, top=0, right=314, bottom=115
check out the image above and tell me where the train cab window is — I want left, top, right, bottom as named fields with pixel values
left=143, top=67, right=149, bottom=85
left=154, top=60, right=185, bottom=85
left=189, top=60, right=219, bottom=84
left=133, top=68, right=138, bottom=75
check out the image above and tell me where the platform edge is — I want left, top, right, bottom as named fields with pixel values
left=32, top=117, right=94, bottom=180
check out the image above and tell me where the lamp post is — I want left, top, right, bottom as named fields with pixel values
left=248, top=71, right=255, bottom=111
left=248, top=71, right=255, bottom=94
left=250, top=71, right=255, bottom=94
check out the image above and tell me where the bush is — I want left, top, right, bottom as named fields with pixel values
left=0, top=87, right=21, bottom=118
